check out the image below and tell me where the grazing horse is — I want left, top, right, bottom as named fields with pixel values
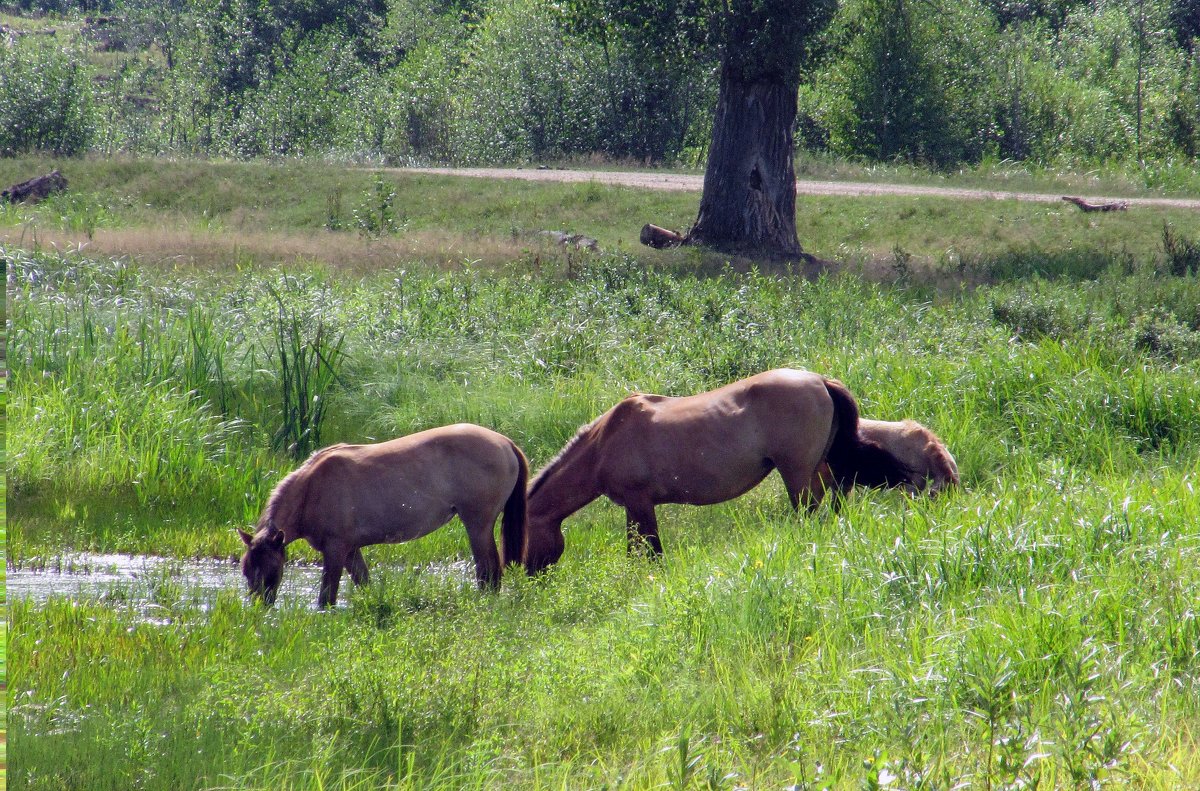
left=844, top=418, right=958, bottom=494
left=522, top=369, right=917, bottom=573
left=239, top=424, right=528, bottom=607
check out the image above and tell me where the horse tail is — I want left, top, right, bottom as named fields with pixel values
left=823, top=379, right=913, bottom=489
left=500, top=441, right=529, bottom=567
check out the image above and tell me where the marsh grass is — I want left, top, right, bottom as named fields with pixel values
left=5, top=167, right=1200, bottom=788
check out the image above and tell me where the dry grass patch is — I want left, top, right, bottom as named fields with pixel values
left=0, top=226, right=550, bottom=272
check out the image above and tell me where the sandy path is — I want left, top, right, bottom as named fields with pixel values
left=403, top=166, right=1200, bottom=210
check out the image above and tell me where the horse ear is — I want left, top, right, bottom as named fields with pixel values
left=237, top=528, right=254, bottom=546
left=268, top=527, right=285, bottom=547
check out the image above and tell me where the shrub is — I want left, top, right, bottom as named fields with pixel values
left=0, top=38, right=97, bottom=155
left=1162, top=222, right=1200, bottom=277
left=1129, top=309, right=1200, bottom=362
left=991, top=290, right=1085, bottom=340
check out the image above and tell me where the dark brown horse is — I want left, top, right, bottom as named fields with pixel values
left=239, top=423, right=528, bottom=607
left=522, top=369, right=921, bottom=572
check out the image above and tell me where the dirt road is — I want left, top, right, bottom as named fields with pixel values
left=405, top=166, right=1200, bottom=210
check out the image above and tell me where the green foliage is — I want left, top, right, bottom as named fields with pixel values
left=7, top=0, right=1198, bottom=169
left=1168, top=0, right=1200, bottom=46
left=985, top=0, right=1090, bottom=30
left=801, top=0, right=1200, bottom=167
left=351, top=174, right=402, bottom=236
left=1162, top=221, right=1200, bottom=276
left=447, top=0, right=715, bottom=164
left=215, top=31, right=394, bottom=158
left=820, top=0, right=990, bottom=164
left=0, top=37, right=97, bottom=156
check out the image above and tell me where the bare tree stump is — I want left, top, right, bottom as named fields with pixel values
left=1062, top=196, right=1128, bottom=213
left=3, top=170, right=68, bottom=204
left=640, top=223, right=685, bottom=249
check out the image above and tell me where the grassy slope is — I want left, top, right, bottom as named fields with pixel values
left=5, top=160, right=1200, bottom=789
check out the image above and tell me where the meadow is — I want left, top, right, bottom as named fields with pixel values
left=5, top=158, right=1200, bottom=789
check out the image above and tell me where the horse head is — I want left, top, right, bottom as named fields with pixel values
left=521, top=517, right=565, bottom=575
left=857, top=419, right=959, bottom=495
left=238, top=525, right=286, bottom=605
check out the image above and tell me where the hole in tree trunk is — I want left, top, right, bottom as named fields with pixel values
left=749, top=165, right=762, bottom=192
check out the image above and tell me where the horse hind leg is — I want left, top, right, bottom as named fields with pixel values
left=347, top=548, right=369, bottom=587
left=775, top=458, right=826, bottom=514
left=460, top=507, right=503, bottom=591
left=625, top=504, right=663, bottom=558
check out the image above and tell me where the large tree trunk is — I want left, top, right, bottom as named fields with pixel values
left=687, top=69, right=802, bottom=259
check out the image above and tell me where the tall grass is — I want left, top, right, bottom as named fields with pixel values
left=265, top=283, right=347, bottom=459
left=6, top=241, right=1200, bottom=788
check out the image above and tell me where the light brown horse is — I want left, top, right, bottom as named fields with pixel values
left=239, top=423, right=528, bottom=607
left=522, top=369, right=918, bottom=573
left=857, top=418, right=958, bottom=493
left=815, top=417, right=959, bottom=498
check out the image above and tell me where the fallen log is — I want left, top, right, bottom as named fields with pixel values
left=639, top=223, right=685, bottom=249
left=1062, top=196, right=1128, bottom=213
left=539, top=230, right=599, bottom=251
left=2, top=170, right=68, bottom=204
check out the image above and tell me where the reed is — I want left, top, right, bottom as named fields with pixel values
left=266, top=283, right=347, bottom=459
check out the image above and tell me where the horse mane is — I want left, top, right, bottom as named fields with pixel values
left=822, top=380, right=915, bottom=489
left=256, top=443, right=348, bottom=535
left=528, top=415, right=604, bottom=499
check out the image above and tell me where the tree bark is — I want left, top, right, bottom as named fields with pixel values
left=687, top=69, right=803, bottom=259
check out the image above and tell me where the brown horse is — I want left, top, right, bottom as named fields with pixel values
left=239, top=423, right=528, bottom=607
left=522, top=369, right=918, bottom=573
left=849, top=418, right=958, bottom=494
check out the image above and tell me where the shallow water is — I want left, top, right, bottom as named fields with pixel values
left=6, top=552, right=324, bottom=607
left=6, top=552, right=478, bottom=609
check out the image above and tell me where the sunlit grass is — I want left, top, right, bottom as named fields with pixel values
left=5, top=179, right=1200, bottom=788
left=1, top=156, right=1196, bottom=276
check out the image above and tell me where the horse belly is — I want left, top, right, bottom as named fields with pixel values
left=344, top=491, right=455, bottom=547
left=608, top=445, right=770, bottom=507
left=662, top=456, right=771, bottom=505
left=383, top=500, right=455, bottom=544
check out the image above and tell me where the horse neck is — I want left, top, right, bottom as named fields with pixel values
left=528, top=439, right=601, bottom=524
left=260, top=465, right=312, bottom=543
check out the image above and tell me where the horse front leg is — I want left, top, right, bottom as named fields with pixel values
left=777, top=458, right=827, bottom=514
left=812, top=461, right=851, bottom=513
left=625, top=504, right=663, bottom=558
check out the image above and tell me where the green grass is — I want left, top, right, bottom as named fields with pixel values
left=2, top=298, right=8, bottom=791
left=1, top=156, right=1197, bottom=277
left=5, top=163, right=1200, bottom=788
left=789, top=150, right=1200, bottom=197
